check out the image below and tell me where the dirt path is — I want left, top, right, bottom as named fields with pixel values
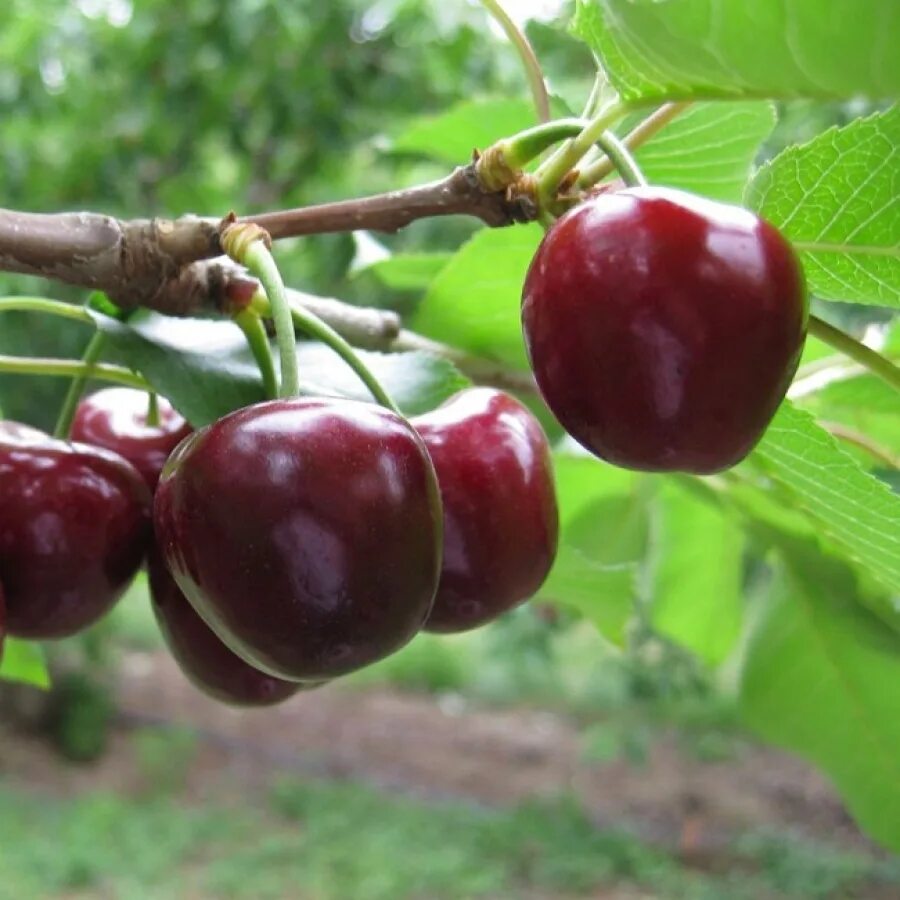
left=2, top=647, right=871, bottom=864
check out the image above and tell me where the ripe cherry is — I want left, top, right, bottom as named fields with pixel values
left=0, top=580, right=6, bottom=662
left=71, top=388, right=192, bottom=490
left=154, top=397, right=442, bottom=681
left=411, top=388, right=558, bottom=633
left=522, top=187, right=807, bottom=473
left=0, top=422, right=151, bottom=638
left=148, top=547, right=302, bottom=706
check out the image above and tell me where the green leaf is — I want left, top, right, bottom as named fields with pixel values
left=92, top=311, right=266, bottom=427
left=737, top=546, right=900, bottom=853
left=392, top=98, right=537, bottom=164
left=747, top=108, right=900, bottom=308
left=635, top=102, right=776, bottom=203
left=650, top=481, right=744, bottom=665
left=356, top=253, right=453, bottom=292
left=749, top=401, right=900, bottom=594
left=538, top=455, right=646, bottom=643
left=0, top=638, right=49, bottom=689
left=413, top=226, right=543, bottom=370
left=94, top=311, right=470, bottom=426
left=295, top=344, right=470, bottom=417
left=573, top=0, right=900, bottom=102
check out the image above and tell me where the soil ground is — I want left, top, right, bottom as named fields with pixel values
left=0, top=647, right=875, bottom=867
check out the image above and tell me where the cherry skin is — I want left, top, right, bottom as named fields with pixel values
left=0, top=422, right=152, bottom=638
left=0, top=580, right=6, bottom=663
left=71, top=388, right=192, bottom=490
left=147, top=546, right=302, bottom=706
left=154, top=397, right=443, bottom=682
left=522, top=186, right=808, bottom=473
left=411, top=388, right=558, bottom=633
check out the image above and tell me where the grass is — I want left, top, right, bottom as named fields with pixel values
left=0, top=773, right=897, bottom=900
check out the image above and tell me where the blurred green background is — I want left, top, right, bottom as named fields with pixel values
left=1, top=2, right=898, bottom=898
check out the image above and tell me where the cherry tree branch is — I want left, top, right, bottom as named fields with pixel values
left=0, top=209, right=221, bottom=307
left=0, top=165, right=527, bottom=314
left=236, top=165, right=529, bottom=239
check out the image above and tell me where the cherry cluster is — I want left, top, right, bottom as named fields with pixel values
left=0, top=386, right=557, bottom=706
left=0, top=186, right=806, bottom=706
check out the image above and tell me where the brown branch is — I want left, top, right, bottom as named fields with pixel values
left=0, top=209, right=222, bottom=308
left=238, top=165, right=532, bottom=238
left=0, top=164, right=528, bottom=311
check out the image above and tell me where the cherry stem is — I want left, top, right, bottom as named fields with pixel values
left=146, top=391, right=161, bottom=428
left=53, top=330, right=107, bottom=439
left=578, top=102, right=691, bottom=186
left=807, top=315, right=900, bottom=394
left=478, top=0, right=550, bottom=124
left=581, top=68, right=609, bottom=119
left=820, top=420, right=899, bottom=469
left=592, top=131, right=647, bottom=188
left=0, top=296, right=96, bottom=326
left=251, top=291, right=401, bottom=414
left=240, top=240, right=300, bottom=399
left=233, top=306, right=279, bottom=400
left=481, top=119, right=646, bottom=193
left=495, top=119, right=589, bottom=172
left=535, top=101, right=629, bottom=204
left=0, top=355, right=150, bottom=390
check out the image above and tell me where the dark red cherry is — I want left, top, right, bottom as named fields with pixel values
left=0, top=422, right=151, bottom=638
left=154, top=397, right=442, bottom=681
left=411, top=388, right=558, bottom=633
left=522, top=186, right=808, bottom=473
left=147, top=546, right=301, bottom=706
left=0, top=580, right=6, bottom=662
left=71, top=388, right=192, bottom=490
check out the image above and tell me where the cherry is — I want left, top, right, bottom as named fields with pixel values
left=147, top=546, right=302, bottom=706
left=411, top=388, right=558, bottom=633
left=71, top=388, right=192, bottom=490
left=0, top=580, right=6, bottom=662
left=154, top=397, right=442, bottom=681
left=0, top=421, right=151, bottom=638
left=522, top=186, right=807, bottom=473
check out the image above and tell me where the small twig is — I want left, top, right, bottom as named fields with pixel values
left=238, top=165, right=528, bottom=239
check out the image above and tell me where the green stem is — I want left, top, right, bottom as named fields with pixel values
left=252, top=292, right=400, bottom=414
left=807, top=315, right=900, bottom=394
left=578, top=102, right=691, bottom=186
left=535, top=101, right=629, bottom=203
left=146, top=392, right=161, bottom=428
left=478, top=0, right=550, bottom=124
left=581, top=68, right=608, bottom=119
left=498, top=119, right=588, bottom=170
left=53, top=331, right=107, bottom=438
left=0, top=296, right=96, bottom=326
left=820, top=420, right=899, bottom=469
left=243, top=242, right=300, bottom=398
left=233, top=307, right=279, bottom=400
left=0, top=355, right=150, bottom=390
left=592, top=131, right=647, bottom=188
